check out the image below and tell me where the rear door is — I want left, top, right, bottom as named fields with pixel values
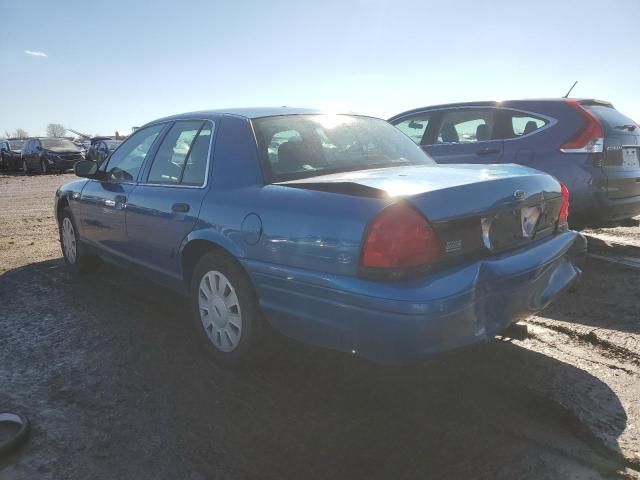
left=125, top=119, right=214, bottom=278
left=422, top=108, right=504, bottom=164
left=584, top=104, right=640, bottom=200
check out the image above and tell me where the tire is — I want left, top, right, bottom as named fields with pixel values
left=190, top=251, right=273, bottom=369
left=40, top=158, right=48, bottom=174
left=59, top=207, right=99, bottom=274
left=22, top=159, right=29, bottom=175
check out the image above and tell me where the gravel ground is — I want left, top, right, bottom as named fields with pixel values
left=0, top=173, right=639, bottom=479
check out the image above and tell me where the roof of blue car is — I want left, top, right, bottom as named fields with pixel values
left=150, top=107, right=325, bottom=124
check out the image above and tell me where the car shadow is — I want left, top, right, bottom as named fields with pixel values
left=0, top=259, right=633, bottom=478
left=537, top=237, right=640, bottom=336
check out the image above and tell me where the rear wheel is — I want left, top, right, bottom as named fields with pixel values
left=190, top=251, right=273, bottom=368
left=59, top=208, right=99, bottom=274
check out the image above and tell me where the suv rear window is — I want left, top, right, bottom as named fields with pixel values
left=583, top=105, right=639, bottom=135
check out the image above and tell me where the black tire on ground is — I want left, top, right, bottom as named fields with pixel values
left=59, top=207, right=100, bottom=274
left=40, top=158, right=48, bottom=174
left=190, top=250, right=274, bottom=369
left=22, top=159, right=29, bottom=175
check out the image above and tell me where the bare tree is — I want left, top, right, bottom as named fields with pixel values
left=4, top=128, right=29, bottom=139
left=46, top=123, right=66, bottom=137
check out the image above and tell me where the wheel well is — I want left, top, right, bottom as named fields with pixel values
left=57, top=198, right=70, bottom=222
left=181, top=240, right=226, bottom=288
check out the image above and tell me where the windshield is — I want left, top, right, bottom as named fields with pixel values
left=252, top=114, right=436, bottom=182
left=40, top=138, right=80, bottom=151
left=8, top=140, right=24, bottom=150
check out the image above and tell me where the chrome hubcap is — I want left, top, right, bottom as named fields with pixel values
left=198, top=270, right=242, bottom=352
left=61, top=217, right=77, bottom=264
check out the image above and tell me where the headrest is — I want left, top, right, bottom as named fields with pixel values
left=476, top=124, right=490, bottom=141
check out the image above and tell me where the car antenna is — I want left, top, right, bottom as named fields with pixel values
left=563, top=81, right=578, bottom=98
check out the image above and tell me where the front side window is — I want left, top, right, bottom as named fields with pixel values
left=253, top=114, right=436, bottom=182
left=104, top=124, right=164, bottom=182
left=147, top=120, right=212, bottom=186
left=436, top=109, right=496, bottom=144
left=393, top=113, right=432, bottom=145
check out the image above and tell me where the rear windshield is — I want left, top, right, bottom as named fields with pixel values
left=40, top=138, right=80, bottom=151
left=253, top=114, right=436, bottom=182
left=8, top=140, right=24, bottom=150
left=583, top=105, right=639, bottom=135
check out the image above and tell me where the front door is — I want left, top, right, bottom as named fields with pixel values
left=79, top=123, right=166, bottom=259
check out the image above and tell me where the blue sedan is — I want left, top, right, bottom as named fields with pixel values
left=55, top=108, right=586, bottom=367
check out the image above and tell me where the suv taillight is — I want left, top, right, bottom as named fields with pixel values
left=360, top=203, right=442, bottom=278
left=558, top=183, right=570, bottom=228
left=560, top=100, right=604, bottom=154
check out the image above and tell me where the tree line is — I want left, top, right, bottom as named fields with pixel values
left=4, top=123, right=66, bottom=139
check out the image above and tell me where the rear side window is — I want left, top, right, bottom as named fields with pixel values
left=436, top=109, right=496, bottom=144
left=393, top=113, right=432, bottom=145
left=147, top=120, right=212, bottom=186
left=583, top=105, right=639, bottom=134
left=505, top=112, right=548, bottom=138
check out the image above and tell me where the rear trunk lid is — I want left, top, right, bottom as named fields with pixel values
left=279, top=164, right=563, bottom=259
left=582, top=103, right=640, bottom=200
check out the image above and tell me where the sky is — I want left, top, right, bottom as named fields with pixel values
left=1, top=0, right=639, bottom=137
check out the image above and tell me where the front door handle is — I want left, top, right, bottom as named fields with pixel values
left=476, top=148, right=500, bottom=156
left=172, top=203, right=190, bottom=213
left=104, top=195, right=127, bottom=209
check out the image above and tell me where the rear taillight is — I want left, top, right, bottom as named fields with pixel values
left=558, top=183, right=570, bottom=228
left=560, top=100, right=604, bottom=154
left=360, top=203, right=442, bottom=276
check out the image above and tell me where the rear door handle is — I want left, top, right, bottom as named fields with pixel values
left=476, top=148, right=500, bottom=156
left=172, top=203, right=190, bottom=213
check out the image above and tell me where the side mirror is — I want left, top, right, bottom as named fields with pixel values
left=74, top=160, right=99, bottom=178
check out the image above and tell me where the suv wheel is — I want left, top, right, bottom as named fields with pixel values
left=40, top=158, right=48, bottom=174
left=59, top=208, right=99, bottom=274
left=22, top=159, right=28, bottom=175
left=190, top=251, right=273, bottom=368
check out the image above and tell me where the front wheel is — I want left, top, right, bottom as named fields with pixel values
left=190, top=251, right=273, bottom=369
left=59, top=208, right=99, bottom=274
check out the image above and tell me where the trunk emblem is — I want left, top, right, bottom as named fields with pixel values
left=513, top=190, right=525, bottom=200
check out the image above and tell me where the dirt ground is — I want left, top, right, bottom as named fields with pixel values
left=0, top=172, right=639, bottom=479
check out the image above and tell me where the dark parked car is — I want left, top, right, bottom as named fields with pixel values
left=0, top=139, right=25, bottom=171
left=85, top=138, right=122, bottom=164
left=55, top=108, right=585, bottom=368
left=389, top=99, right=640, bottom=225
left=22, top=137, right=85, bottom=174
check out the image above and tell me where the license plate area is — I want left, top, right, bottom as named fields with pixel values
left=482, top=199, right=561, bottom=252
left=622, top=147, right=639, bottom=168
